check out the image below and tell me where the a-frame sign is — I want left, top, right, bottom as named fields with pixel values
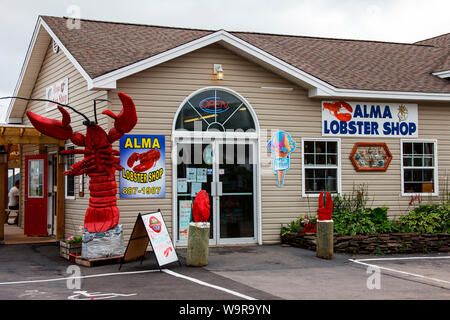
left=119, top=210, right=179, bottom=270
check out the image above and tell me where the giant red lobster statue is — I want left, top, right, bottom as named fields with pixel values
left=26, top=92, right=137, bottom=233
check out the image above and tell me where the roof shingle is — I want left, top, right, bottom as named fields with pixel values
left=42, top=16, right=450, bottom=94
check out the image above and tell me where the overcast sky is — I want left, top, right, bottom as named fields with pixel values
left=1, top=0, right=449, bottom=122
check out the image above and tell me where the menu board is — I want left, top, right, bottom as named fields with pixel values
left=140, top=211, right=178, bottom=267
left=119, top=134, right=165, bottom=198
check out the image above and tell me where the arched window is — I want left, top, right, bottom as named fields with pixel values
left=174, top=88, right=256, bottom=132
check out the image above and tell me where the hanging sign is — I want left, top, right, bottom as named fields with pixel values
left=267, top=131, right=296, bottom=187
left=322, top=101, right=418, bottom=138
left=120, top=211, right=179, bottom=269
left=45, top=78, right=68, bottom=111
left=119, top=134, right=165, bottom=198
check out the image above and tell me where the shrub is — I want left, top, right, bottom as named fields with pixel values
left=398, top=203, right=450, bottom=234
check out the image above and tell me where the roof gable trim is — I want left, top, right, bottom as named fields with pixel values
left=89, top=30, right=336, bottom=94
left=40, top=18, right=94, bottom=86
left=432, top=70, right=450, bottom=79
left=90, top=30, right=450, bottom=101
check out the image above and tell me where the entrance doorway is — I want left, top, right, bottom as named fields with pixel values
left=172, top=87, right=260, bottom=246
left=24, top=154, right=48, bottom=236
left=175, top=139, right=257, bottom=245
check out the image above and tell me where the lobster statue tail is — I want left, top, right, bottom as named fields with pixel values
left=26, top=106, right=73, bottom=140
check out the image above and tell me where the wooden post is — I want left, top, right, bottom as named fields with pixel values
left=56, top=149, right=65, bottom=240
left=186, top=222, right=210, bottom=267
left=316, top=220, right=334, bottom=260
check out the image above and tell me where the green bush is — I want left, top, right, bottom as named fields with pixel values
left=332, top=185, right=387, bottom=235
left=281, top=218, right=303, bottom=236
left=333, top=207, right=377, bottom=235
left=281, top=183, right=449, bottom=236
left=398, top=204, right=449, bottom=234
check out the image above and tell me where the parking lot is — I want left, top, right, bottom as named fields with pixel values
left=0, top=243, right=448, bottom=301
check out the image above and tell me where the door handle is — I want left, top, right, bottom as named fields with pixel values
left=217, top=181, right=222, bottom=197
left=211, top=181, right=222, bottom=197
left=211, top=181, right=216, bottom=197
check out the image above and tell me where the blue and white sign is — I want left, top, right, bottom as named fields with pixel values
left=119, top=135, right=165, bottom=198
left=322, top=101, right=418, bottom=138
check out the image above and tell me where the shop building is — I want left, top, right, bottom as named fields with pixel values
left=2, top=16, right=449, bottom=246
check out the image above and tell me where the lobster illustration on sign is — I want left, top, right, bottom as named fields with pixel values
left=127, top=149, right=160, bottom=172
left=26, top=92, right=137, bottom=233
left=323, top=101, right=353, bottom=122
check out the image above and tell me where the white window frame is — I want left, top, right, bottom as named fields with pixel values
left=401, top=139, right=438, bottom=197
left=64, top=144, right=76, bottom=200
left=302, top=138, right=341, bottom=197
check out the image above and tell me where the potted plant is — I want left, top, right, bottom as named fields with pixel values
left=60, top=235, right=82, bottom=260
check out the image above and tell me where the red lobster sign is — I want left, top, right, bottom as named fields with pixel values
left=26, top=92, right=137, bottom=233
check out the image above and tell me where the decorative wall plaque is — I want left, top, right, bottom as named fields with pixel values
left=350, top=142, right=392, bottom=171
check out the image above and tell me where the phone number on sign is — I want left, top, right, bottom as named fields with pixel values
left=122, top=187, right=161, bottom=195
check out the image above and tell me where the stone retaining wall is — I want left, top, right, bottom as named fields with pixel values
left=281, top=232, right=450, bottom=254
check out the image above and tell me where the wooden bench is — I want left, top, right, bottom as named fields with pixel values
left=4, top=209, right=19, bottom=225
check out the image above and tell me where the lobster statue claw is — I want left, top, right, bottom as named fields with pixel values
left=103, top=92, right=138, bottom=142
left=317, top=191, right=333, bottom=221
left=27, top=106, right=73, bottom=140
left=26, top=92, right=137, bottom=233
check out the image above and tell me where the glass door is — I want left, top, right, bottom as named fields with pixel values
left=176, top=142, right=214, bottom=243
left=175, top=139, right=257, bottom=245
left=216, top=141, right=256, bottom=243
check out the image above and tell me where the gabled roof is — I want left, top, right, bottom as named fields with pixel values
left=415, top=33, right=450, bottom=77
left=6, top=16, right=450, bottom=123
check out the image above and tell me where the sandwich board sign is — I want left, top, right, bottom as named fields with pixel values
left=120, top=210, right=179, bottom=270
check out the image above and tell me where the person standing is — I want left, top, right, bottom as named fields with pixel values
left=7, top=180, right=20, bottom=225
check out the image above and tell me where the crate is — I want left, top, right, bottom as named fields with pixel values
left=75, top=255, right=123, bottom=267
left=60, top=240, right=82, bottom=260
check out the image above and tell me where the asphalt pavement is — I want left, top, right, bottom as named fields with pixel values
left=0, top=242, right=449, bottom=301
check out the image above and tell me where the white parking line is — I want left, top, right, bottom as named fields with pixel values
left=0, top=269, right=161, bottom=286
left=163, top=269, right=257, bottom=300
left=354, top=256, right=450, bottom=262
left=349, top=259, right=450, bottom=286
left=0, top=268, right=257, bottom=300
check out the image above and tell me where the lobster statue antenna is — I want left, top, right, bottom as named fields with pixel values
left=93, top=99, right=111, bottom=125
left=0, top=96, right=92, bottom=124
left=23, top=92, right=138, bottom=233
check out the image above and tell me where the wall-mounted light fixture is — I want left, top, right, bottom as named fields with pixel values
left=213, top=64, right=224, bottom=80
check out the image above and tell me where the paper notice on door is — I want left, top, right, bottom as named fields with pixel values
left=177, top=178, right=187, bottom=193
left=179, top=200, right=192, bottom=240
left=197, top=168, right=207, bottom=183
left=191, top=182, right=202, bottom=197
left=186, top=168, right=196, bottom=182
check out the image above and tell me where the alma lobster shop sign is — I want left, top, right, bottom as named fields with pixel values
left=322, top=101, right=418, bottom=137
left=119, top=134, right=165, bottom=198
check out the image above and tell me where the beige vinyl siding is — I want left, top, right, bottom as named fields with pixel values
left=112, top=43, right=450, bottom=244
left=21, top=40, right=108, bottom=239
left=20, top=41, right=450, bottom=245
